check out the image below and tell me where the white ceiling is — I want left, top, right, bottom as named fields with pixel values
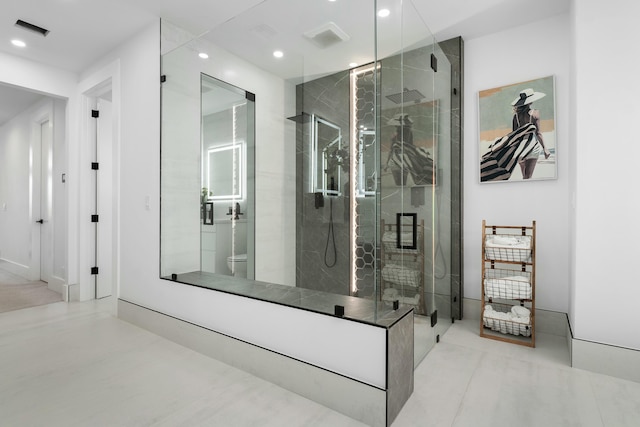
left=0, top=0, right=570, bottom=125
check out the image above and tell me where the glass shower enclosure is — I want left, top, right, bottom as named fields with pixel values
left=160, top=0, right=458, bottom=365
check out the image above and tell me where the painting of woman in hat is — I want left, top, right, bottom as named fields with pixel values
left=479, top=76, right=556, bottom=182
left=512, top=88, right=551, bottom=179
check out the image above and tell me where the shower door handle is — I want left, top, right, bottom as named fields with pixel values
left=36, top=219, right=44, bottom=224
left=396, top=213, right=417, bottom=250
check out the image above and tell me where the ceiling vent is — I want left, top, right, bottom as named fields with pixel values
left=15, top=19, right=50, bottom=37
left=250, top=24, right=278, bottom=40
left=304, top=22, right=350, bottom=49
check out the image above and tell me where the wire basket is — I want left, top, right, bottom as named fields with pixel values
left=482, top=302, right=531, bottom=337
left=484, top=234, right=531, bottom=262
left=382, top=231, right=421, bottom=254
left=484, top=269, right=532, bottom=300
left=381, top=263, right=421, bottom=287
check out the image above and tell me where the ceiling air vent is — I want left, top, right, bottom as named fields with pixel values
left=15, top=19, right=50, bottom=37
left=304, top=22, right=350, bottom=49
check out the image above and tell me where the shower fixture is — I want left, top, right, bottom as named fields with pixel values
left=386, top=88, right=424, bottom=105
left=287, top=112, right=311, bottom=123
left=226, top=202, right=243, bottom=220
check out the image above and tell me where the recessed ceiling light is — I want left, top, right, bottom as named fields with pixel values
left=349, top=62, right=358, bottom=67
left=199, top=52, right=209, bottom=59
left=378, top=9, right=390, bottom=18
left=11, top=39, right=26, bottom=48
left=273, top=50, right=284, bottom=58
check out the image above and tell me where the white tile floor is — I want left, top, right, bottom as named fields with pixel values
left=1, top=299, right=639, bottom=427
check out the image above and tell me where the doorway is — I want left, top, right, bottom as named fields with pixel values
left=0, top=84, right=67, bottom=311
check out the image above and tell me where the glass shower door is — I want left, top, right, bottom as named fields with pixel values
left=376, top=0, right=453, bottom=365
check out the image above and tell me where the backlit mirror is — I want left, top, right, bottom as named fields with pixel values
left=357, top=129, right=376, bottom=197
left=207, top=144, right=243, bottom=200
left=312, top=116, right=343, bottom=196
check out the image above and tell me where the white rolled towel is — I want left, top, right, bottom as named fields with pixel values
left=511, top=315, right=531, bottom=336
left=511, top=305, right=530, bottom=318
left=489, top=311, right=510, bottom=334
left=483, top=305, right=495, bottom=328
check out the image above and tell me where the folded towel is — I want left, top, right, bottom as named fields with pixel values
left=382, top=231, right=414, bottom=243
left=487, top=235, right=531, bottom=247
left=492, top=236, right=520, bottom=246
left=485, top=236, right=531, bottom=262
left=383, top=287, right=398, bottom=298
left=484, top=276, right=531, bottom=299
left=401, top=294, right=420, bottom=305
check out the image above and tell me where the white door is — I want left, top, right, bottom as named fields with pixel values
left=39, top=120, right=53, bottom=283
left=31, top=115, right=53, bottom=284
left=95, top=98, right=113, bottom=299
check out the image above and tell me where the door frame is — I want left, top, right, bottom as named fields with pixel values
left=75, top=61, right=120, bottom=302
left=29, top=101, right=51, bottom=282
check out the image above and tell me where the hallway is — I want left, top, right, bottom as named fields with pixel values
left=0, top=264, right=62, bottom=313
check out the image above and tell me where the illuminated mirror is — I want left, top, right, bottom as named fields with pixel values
left=207, top=144, right=243, bottom=200
left=312, top=116, right=343, bottom=196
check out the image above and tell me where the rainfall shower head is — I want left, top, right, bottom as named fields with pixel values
left=386, top=88, right=424, bottom=105
left=287, top=112, right=311, bottom=123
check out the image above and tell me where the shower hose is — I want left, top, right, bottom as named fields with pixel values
left=324, top=197, right=337, bottom=268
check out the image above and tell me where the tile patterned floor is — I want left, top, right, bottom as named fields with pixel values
left=1, top=299, right=639, bottom=426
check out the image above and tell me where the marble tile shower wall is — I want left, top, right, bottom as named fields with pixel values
left=296, top=71, right=352, bottom=295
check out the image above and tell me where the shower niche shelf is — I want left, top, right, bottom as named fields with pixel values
left=480, top=220, right=536, bottom=347
left=380, top=217, right=425, bottom=315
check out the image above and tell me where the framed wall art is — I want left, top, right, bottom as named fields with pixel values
left=478, top=75, right=556, bottom=183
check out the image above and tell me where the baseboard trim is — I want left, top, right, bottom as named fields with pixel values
left=47, top=275, right=65, bottom=295
left=0, top=258, right=30, bottom=278
left=571, top=337, right=640, bottom=383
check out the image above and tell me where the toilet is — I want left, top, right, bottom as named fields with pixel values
left=226, top=253, right=247, bottom=277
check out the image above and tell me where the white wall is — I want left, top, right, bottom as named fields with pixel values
left=159, top=23, right=296, bottom=285
left=464, top=14, right=571, bottom=313
left=52, top=99, right=68, bottom=284
left=571, top=1, right=640, bottom=350
left=0, top=106, right=33, bottom=267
